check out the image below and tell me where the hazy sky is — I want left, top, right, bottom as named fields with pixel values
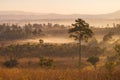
left=0, top=0, right=120, bottom=14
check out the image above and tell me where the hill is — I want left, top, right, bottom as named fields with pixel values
left=0, top=10, right=120, bottom=20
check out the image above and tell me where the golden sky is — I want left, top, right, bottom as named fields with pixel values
left=0, top=0, right=120, bottom=14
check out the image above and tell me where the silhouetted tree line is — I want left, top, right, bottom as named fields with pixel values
left=0, top=23, right=69, bottom=40
left=0, top=23, right=42, bottom=40
left=92, top=23, right=120, bottom=35
left=1, top=22, right=120, bottom=40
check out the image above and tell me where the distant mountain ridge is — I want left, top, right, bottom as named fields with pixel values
left=0, top=10, right=120, bottom=20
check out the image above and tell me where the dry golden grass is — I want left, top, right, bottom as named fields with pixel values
left=0, top=57, right=120, bottom=80
left=0, top=68, right=120, bottom=80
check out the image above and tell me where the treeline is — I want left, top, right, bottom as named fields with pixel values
left=0, top=24, right=42, bottom=40
left=0, top=39, right=104, bottom=58
left=1, top=23, right=120, bottom=40
left=0, top=23, right=70, bottom=40
left=92, top=24, right=120, bottom=35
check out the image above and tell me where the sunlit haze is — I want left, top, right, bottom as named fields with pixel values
left=0, top=0, right=120, bottom=14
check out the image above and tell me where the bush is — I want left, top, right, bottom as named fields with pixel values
left=87, top=56, right=99, bottom=69
left=39, top=39, right=44, bottom=44
left=3, top=58, right=18, bottom=68
left=105, top=62, right=115, bottom=80
left=105, top=62, right=115, bottom=73
left=39, top=57, right=54, bottom=68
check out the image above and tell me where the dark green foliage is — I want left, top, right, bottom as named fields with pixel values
left=39, top=57, right=54, bottom=68
left=87, top=56, right=99, bottom=69
left=3, top=58, right=18, bottom=68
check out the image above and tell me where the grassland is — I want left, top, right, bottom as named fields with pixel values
left=0, top=57, right=119, bottom=80
left=0, top=67, right=120, bottom=80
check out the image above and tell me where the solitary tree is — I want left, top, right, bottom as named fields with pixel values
left=87, top=56, right=99, bottom=70
left=68, top=18, right=93, bottom=66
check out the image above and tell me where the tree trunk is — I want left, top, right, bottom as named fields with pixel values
left=94, top=65, right=96, bottom=70
left=78, top=39, right=82, bottom=67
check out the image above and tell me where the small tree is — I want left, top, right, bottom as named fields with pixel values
left=68, top=18, right=93, bottom=66
left=87, top=56, right=99, bottom=69
left=39, top=39, right=44, bottom=44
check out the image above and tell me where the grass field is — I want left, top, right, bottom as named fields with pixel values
left=0, top=57, right=119, bottom=80
left=0, top=67, right=120, bottom=80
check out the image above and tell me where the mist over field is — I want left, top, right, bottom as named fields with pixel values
left=1, top=0, right=120, bottom=80
left=1, top=10, right=120, bottom=27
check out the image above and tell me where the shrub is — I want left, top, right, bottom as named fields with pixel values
left=105, top=62, right=115, bottom=73
left=87, top=56, right=99, bottom=69
left=105, top=62, right=115, bottom=80
left=39, top=39, right=44, bottom=44
left=3, top=58, right=18, bottom=68
left=39, top=57, right=54, bottom=68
